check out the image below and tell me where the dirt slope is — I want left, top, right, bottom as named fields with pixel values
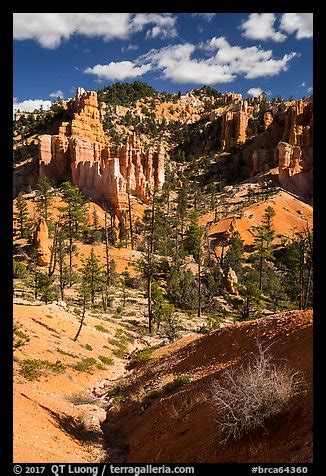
left=199, top=189, right=312, bottom=248
left=103, top=310, right=312, bottom=463
left=13, top=302, right=136, bottom=463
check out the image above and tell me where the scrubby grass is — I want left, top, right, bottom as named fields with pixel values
left=94, top=324, right=109, bottom=333
left=130, top=348, right=153, bottom=367
left=57, top=348, right=79, bottom=359
left=164, top=375, right=191, bottom=393
left=112, top=344, right=128, bottom=359
left=211, top=344, right=302, bottom=443
left=98, top=355, right=115, bottom=365
left=84, top=343, right=93, bottom=351
left=13, top=323, right=30, bottom=350
left=74, top=357, right=106, bottom=373
left=20, top=359, right=66, bottom=381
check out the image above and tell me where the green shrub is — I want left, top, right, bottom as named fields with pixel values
left=57, top=348, right=78, bottom=358
left=13, top=323, right=30, bottom=350
left=94, top=324, right=109, bottom=333
left=74, top=357, right=106, bottom=373
left=13, top=260, right=28, bottom=279
left=20, top=359, right=66, bottom=381
left=130, top=348, right=153, bottom=367
left=164, top=375, right=191, bottom=393
left=98, top=355, right=114, bottom=365
left=84, top=343, right=93, bottom=351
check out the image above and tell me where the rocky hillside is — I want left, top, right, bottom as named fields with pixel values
left=102, top=310, right=312, bottom=463
left=13, top=81, right=313, bottom=463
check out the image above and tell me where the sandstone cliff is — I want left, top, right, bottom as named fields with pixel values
left=38, top=89, right=166, bottom=211
left=218, top=98, right=313, bottom=202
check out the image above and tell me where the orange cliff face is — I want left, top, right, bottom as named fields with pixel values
left=220, top=100, right=249, bottom=151
left=276, top=100, right=313, bottom=200
left=38, top=88, right=166, bottom=211
left=219, top=97, right=313, bottom=202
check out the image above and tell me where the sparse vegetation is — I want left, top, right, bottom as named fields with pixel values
left=98, top=355, right=115, bottom=365
left=19, top=359, right=66, bottom=381
left=211, top=344, right=302, bottom=442
left=164, top=375, right=191, bottom=393
left=74, top=357, right=106, bottom=373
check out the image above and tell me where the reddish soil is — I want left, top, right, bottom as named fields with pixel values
left=103, top=310, right=312, bottom=463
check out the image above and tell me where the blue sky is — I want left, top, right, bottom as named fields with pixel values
left=13, top=13, right=313, bottom=111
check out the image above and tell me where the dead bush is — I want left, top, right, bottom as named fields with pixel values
left=211, top=344, right=302, bottom=443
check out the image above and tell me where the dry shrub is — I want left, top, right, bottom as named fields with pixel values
left=211, top=344, right=302, bottom=443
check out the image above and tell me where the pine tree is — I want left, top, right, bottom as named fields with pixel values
left=176, top=183, right=188, bottom=250
left=185, top=214, right=203, bottom=317
left=82, top=248, right=105, bottom=306
left=55, top=227, right=70, bottom=301
left=73, top=280, right=90, bottom=341
left=139, top=188, right=158, bottom=333
left=35, top=177, right=54, bottom=225
left=36, top=272, right=55, bottom=304
left=151, top=281, right=175, bottom=334
left=252, top=206, right=276, bottom=290
left=224, top=231, right=244, bottom=273
left=59, top=182, right=89, bottom=285
left=15, top=193, right=31, bottom=239
left=281, top=227, right=313, bottom=310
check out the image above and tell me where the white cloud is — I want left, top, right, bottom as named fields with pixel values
left=49, top=90, right=64, bottom=98
left=280, top=13, right=313, bottom=39
left=13, top=13, right=178, bottom=49
left=84, top=61, right=151, bottom=81
left=13, top=98, right=52, bottom=112
left=192, top=13, right=215, bottom=22
left=136, top=37, right=297, bottom=85
left=138, top=43, right=234, bottom=85
left=240, top=13, right=286, bottom=42
left=247, top=87, right=264, bottom=97
left=307, top=87, right=313, bottom=93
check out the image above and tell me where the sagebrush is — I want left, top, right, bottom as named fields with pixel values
left=211, top=344, right=302, bottom=443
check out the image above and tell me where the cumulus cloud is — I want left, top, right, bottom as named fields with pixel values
left=84, top=61, right=151, bottom=81
left=280, top=13, right=313, bottom=39
left=240, top=13, right=286, bottom=42
left=49, top=90, right=64, bottom=98
left=13, top=98, right=52, bottom=112
left=135, top=37, right=297, bottom=85
left=192, top=13, right=215, bottom=22
left=247, top=87, right=264, bottom=97
left=13, top=13, right=178, bottom=48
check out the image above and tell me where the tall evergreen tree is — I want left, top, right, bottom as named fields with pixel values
left=185, top=214, right=204, bottom=317
left=224, top=231, right=244, bottom=273
left=59, top=182, right=88, bottom=285
left=15, top=193, right=31, bottom=239
left=82, top=248, right=105, bottom=306
left=281, top=227, right=313, bottom=310
left=35, top=177, right=54, bottom=225
left=252, top=206, right=276, bottom=290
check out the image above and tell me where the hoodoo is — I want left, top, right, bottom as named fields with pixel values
left=38, top=89, right=166, bottom=211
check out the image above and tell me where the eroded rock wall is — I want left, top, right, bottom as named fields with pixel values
left=38, top=90, right=166, bottom=211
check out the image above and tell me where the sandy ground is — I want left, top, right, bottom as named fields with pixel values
left=199, top=189, right=312, bottom=248
left=13, top=301, right=138, bottom=463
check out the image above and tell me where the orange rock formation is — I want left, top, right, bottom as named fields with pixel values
left=33, top=218, right=51, bottom=266
left=38, top=89, right=166, bottom=211
left=221, top=101, right=249, bottom=150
